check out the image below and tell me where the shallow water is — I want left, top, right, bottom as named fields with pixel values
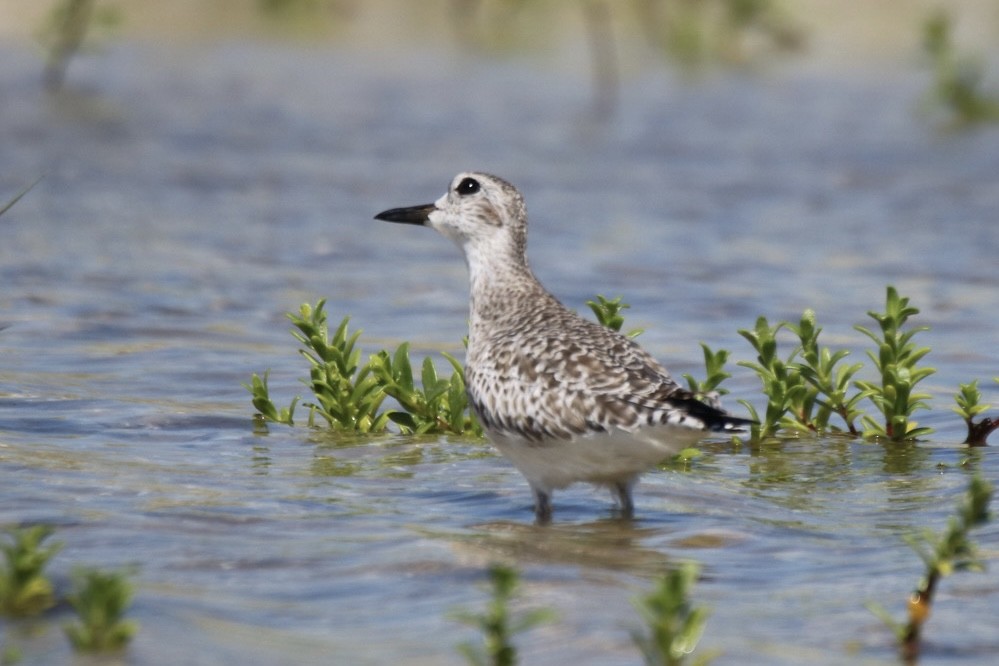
left=1, top=18, right=999, bottom=666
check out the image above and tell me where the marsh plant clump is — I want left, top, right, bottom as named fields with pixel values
left=733, top=286, right=940, bottom=442
left=252, top=286, right=995, bottom=446
left=247, top=299, right=482, bottom=436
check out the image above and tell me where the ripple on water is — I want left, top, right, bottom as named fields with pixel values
left=2, top=30, right=999, bottom=665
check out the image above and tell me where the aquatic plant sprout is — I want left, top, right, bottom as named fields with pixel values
left=868, top=474, right=993, bottom=661
left=0, top=526, right=62, bottom=617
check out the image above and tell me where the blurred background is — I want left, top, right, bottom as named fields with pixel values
left=2, top=2, right=999, bottom=664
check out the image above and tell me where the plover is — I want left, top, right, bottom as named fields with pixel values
left=375, top=172, right=752, bottom=522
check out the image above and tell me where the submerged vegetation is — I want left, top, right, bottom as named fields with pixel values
left=250, top=286, right=996, bottom=445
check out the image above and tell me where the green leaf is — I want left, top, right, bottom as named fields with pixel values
left=393, top=343, right=414, bottom=389
left=388, top=411, right=418, bottom=432
left=421, top=356, right=439, bottom=395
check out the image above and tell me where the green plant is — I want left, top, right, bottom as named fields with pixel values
left=681, top=343, right=732, bottom=403
left=787, top=309, right=865, bottom=435
left=735, top=316, right=805, bottom=439
left=369, top=345, right=481, bottom=435
left=1, top=644, right=22, bottom=665
left=853, top=286, right=936, bottom=441
left=587, top=294, right=643, bottom=338
left=256, top=300, right=393, bottom=432
left=246, top=370, right=298, bottom=426
left=292, top=302, right=393, bottom=431
left=952, top=378, right=999, bottom=446
left=0, top=526, right=62, bottom=617
left=254, top=287, right=966, bottom=444
left=64, top=568, right=138, bottom=652
left=922, top=10, right=999, bottom=126
left=695, top=287, right=935, bottom=441
left=635, top=0, right=802, bottom=69
left=38, top=0, right=122, bottom=90
left=248, top=300, right=486, bottom=435
left=453, top=564, right=554, bottom=666
left=868, top=474, right=992, bottom=661
left=631, top=563, right=713, bottom=666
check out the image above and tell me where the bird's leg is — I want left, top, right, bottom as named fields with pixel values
left=611, top=479, right=635, bottom=519
left=532, top=486, right=553, bottom=525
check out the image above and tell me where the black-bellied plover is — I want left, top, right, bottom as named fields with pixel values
left=375, top=172, right=753, bottom=522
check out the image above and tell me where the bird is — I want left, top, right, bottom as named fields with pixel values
left=375, top=172, right=753, bottom=523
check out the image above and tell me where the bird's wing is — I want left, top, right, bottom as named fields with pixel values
left=469, top=315, right=748, bottom=441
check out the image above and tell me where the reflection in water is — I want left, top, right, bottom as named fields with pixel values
left=741, top=437, right=857, bottom=511
left=250, top=442, right=271, bottom=474
left=447, top=519, right=675, bottom=577
left=2, top=18, right=999, bottom=663
left=878, top=439, right=932, bottom=476
left=310, top=454, right=362, bottom=478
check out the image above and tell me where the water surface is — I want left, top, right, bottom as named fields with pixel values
left=1, top=22, right=999, bottom=665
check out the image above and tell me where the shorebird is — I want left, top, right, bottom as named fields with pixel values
left=375, top=172, right=752, bottom=522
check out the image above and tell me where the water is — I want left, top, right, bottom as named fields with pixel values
left=1, top=21, right=999, bottom=665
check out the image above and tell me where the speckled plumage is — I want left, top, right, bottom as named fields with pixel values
left=375, top=172, right=752, bottom=522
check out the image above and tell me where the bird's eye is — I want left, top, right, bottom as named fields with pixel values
left=456, top=177, right=480, bottom=196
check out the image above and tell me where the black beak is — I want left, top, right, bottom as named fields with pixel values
left=374, top=203, right=436, bottom=226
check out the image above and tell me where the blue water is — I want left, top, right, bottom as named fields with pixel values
left=1, top=27, right=998, bottom=665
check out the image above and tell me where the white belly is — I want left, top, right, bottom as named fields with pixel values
left=487, top=425, right=709, bottom=493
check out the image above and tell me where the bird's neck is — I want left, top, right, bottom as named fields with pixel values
left=465, top=252, right=556, bottom=359
left=467, top=259, right=539, bottom=315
